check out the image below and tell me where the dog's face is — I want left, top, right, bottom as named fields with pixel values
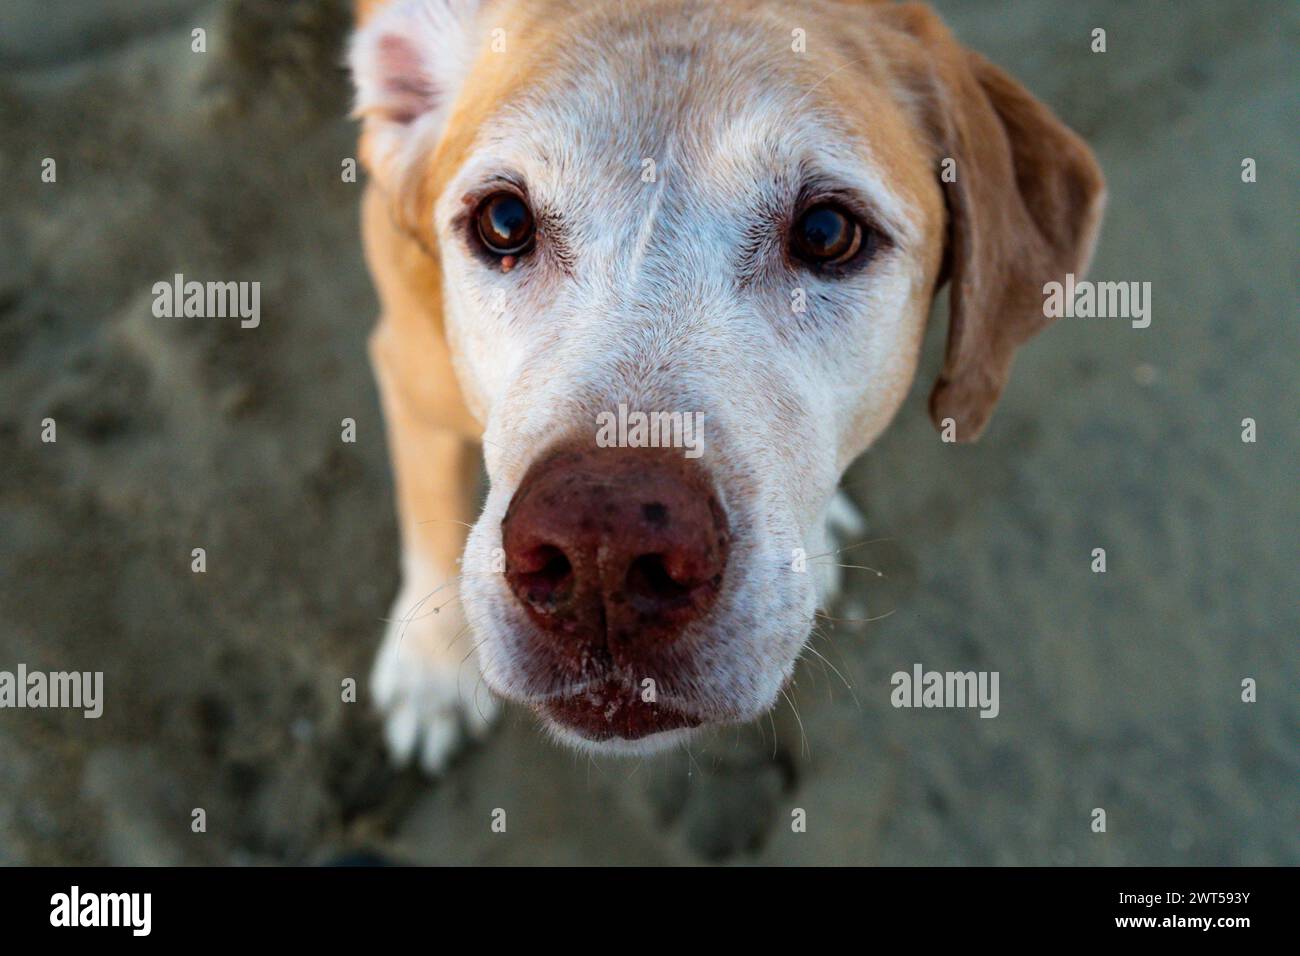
left=351, top=0, right=1103, bottom=753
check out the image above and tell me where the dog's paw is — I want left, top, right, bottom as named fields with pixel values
left=826, top=486, right=867, bottom=539
left=371, top=584, right=499, bottom=775
left=815, top=487, right=868, bottom=607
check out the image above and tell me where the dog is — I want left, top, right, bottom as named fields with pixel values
left=348, top=0, right=1104, bottom=772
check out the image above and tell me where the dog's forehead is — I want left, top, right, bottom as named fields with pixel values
left=444, top=5, right=925, bottom=240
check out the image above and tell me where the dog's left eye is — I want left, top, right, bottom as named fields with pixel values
left=475, top=191, right=535, bottom=256
left=790, top=203, right=866, bottom=269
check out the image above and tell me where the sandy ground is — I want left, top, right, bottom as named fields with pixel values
left=0, top=0, right=1295, bottom=865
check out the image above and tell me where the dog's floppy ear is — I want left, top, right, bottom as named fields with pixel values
left=881, top=4, right=1106, bottom=441
left=349, top=0, right=489, bottom=192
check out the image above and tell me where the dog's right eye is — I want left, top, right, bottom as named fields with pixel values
left=475, top=191, right=535, bottom=257
left=790, top=203, right=865, bottom=269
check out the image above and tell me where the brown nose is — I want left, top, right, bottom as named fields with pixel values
left=501, top=445, right=728, bottom=665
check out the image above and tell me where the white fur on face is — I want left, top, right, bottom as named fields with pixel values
left=362, top=2, right=935, bottom=753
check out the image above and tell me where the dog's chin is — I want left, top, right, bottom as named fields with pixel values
left=541, top=718, right=703, bottom=757
left=532, top=680, right=706, bottom=755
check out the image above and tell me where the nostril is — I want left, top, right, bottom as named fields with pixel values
left=510, top=545, right=573, bottom=611
left=625, top=553, right=695, bottom=612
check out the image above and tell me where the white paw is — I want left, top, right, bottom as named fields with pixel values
left=826, top=486, right=867, bottom=538
left=816, top=487, right=869, bottom=609
left=371, top=580, right=499, bottom=775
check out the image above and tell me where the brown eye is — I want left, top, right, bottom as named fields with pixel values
left=791, top=203, right=864, bottom=267
left=475, top=191, right=535, bottom=255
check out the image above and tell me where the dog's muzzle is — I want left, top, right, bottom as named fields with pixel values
left=500, top=443, right=730, bottom=739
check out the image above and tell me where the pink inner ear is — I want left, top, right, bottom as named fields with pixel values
left=376, top=34, right=438, bottom=124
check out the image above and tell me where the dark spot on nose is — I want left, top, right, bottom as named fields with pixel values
left=642, top=502, right=668, bottom=526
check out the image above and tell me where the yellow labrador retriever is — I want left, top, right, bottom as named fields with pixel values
left=348, top=0, right=1104, bottom=771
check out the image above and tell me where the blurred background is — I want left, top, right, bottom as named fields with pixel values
left=0, top=0, right=1295, bottom=865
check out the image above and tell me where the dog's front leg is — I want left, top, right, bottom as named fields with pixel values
left=368, top=335, right=498, bottom=774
